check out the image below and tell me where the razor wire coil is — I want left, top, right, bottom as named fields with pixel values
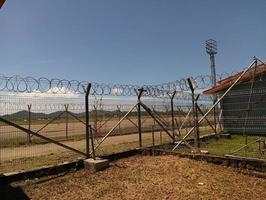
left=0, top=72, right=234, bottom=96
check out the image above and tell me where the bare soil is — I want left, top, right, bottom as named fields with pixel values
left=0, top=132, right=142, bottom=161
left=20, top=155, right=266, bottom=200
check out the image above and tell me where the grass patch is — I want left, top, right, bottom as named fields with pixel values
left=202, top=135, right=266, bottom=159
left=0, top=134, right=171, bottom=173
left=0, top=134, right=86, bottom=148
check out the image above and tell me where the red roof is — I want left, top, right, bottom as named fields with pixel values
left=0, top=0, right=5, bottom=9
left=203, top=63, right=266, bottom=94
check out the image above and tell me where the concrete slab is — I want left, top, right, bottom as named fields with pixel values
left=84, top=158, right=109, bottom=172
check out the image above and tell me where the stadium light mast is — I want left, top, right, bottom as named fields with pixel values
left=206, top=39, right=217, bottom=86
left=206, top=39, right=218, bottom=136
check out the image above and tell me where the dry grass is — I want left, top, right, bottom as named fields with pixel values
left=17, top=155, right=266, bottom=200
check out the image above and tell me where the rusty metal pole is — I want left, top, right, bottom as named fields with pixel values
left=195, top=94, right=200, bottom=148
left=27, top=104, right=32, bottom=143
left=187, top=78, right=200, bottom=150
left=0, top=0, right=6, bottom=9
left=64, top=104, right=69, bottom=140
left=84, top=83, right=91, bottom=159
left=137, top=88, right=144, bottom=148
left=169, top=91, right=176, bottom=143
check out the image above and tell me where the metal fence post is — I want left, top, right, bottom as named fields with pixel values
left=187, top=78, right=200, bottom=149
left=84, top=83, right=91, bottom=159
left=169, top=91, right=176, bottom=143
left=137, top=88, right=144, bottom=148
left=64, top=104, right=69, bottom=140
left=117, top=105, right=121, bottom=134
left=27, top=104, right=32, bottom=143
left=195, top=94, right=200, bottom=148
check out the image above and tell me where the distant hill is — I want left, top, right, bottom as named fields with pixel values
left=1, top=109, right=123, bottom=121
left=2, top=110, right=47, bottom=120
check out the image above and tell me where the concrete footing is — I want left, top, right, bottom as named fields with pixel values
left=84, top=158, right=109, bottom=172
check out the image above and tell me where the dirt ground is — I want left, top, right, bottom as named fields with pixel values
left=16, top=155, right=266, bottom=200
left=0, top=115, right=205, bottom=162
left=0, top=132, right=147, bottom=161
left=0, top=114, right=206, bottom=140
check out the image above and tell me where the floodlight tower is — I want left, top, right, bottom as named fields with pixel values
left=206, top=39, right=218, bottom=135
left=206, top=39, right=217, bottom=86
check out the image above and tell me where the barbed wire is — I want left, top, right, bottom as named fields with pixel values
left=0, top=72, right=235, bottom=96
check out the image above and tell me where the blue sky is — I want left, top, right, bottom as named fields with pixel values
left=0, top=0, right=265, bottom=85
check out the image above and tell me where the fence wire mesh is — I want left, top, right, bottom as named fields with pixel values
left=1, top=62, right=266, bottom=173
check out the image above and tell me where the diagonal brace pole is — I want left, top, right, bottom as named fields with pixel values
left=140, top=102, right=174, bottom=140
left=93, top=103, right=138, bottom=152
left=0, top=116, right=86, bottom=156
left=172, top=58, right=257, bottom=151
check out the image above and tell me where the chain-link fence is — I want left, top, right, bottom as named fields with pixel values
left=172, top=58, right=266, bottom=160
left=1, top=59, right=266, bottom=173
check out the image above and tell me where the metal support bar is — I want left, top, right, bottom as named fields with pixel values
left=140, top=102, right=174, bottom=140
left=218, top=109, right=223, bottom=131
left=140, top=116, right=151, bottom=128
left=187, top=78, right=200, bottom=149
left=195, top=94, right=200, bottom=149
left=64, top=104, right=69, bottom=139
left=243, top=59, right=257, bottom=145
left=36, top=111, right=66, bottom=134
left=137, top=88, right=145, bottom=147
left=151, top=108, right=169, bottom=127
left=93, top=103, right=138, bottom=152
left=228, top=139, right=260, bottom=155
left=178, top=107, right=192, bottom=133
left=172, top=58, right=257, bottom=151
left=169, top=91, right=177, bottom=142
left=118, top=109, right=138, bottom=128
left=254, top=56, right=266, bottom=65
left=68, top=112, right=86, bottom=125
left=84, top=83, right=92, bottom=158
left=0, top=116, right=86, bottom=156
left=174, top=118, right=181, bottom=137
left=93, top=114, right=113, bottom=133
left=196, top=104, right=216, bottom=132
left=117, top=105, right=121, bottom=133
left=27, top=104, right=32, bottom=143
left=27, top=104, right=83, bottom=142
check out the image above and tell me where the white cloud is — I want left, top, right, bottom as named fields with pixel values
left=6, top=87, right=81, bottom=98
